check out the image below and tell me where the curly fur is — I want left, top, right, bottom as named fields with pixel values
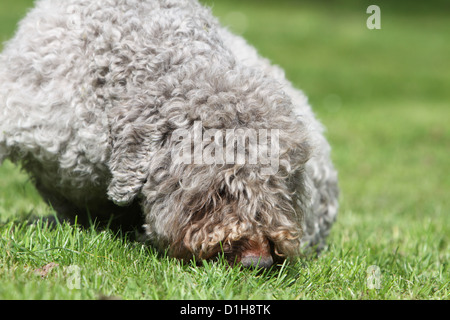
left=0, top=0, right=338, bottom=265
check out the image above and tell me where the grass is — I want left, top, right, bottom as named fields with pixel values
left=1, top=0, right=449, bottom=300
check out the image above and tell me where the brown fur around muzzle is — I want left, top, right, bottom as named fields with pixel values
left=159, top=172, right=304, bottom=268
left=171, top=232, right=291, bottom=269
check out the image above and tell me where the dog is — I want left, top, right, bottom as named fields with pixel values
left=0, top=0, right=338, bottom=267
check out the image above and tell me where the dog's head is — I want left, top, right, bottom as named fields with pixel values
left=139, top=124, right=310, bottom=267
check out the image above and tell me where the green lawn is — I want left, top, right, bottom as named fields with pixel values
left=0, top=0, right=449, bottom=300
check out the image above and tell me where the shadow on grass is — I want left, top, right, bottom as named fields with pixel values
left=2, top=206, right=321, bottom=285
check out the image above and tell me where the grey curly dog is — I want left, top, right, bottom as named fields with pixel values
left=0, top=0, right=338, bottom=267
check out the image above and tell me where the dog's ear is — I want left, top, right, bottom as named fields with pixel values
left=106, top=110, right=154, bottom=206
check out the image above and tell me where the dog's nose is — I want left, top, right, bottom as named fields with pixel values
left=240, top=253, right=273, bottom=268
